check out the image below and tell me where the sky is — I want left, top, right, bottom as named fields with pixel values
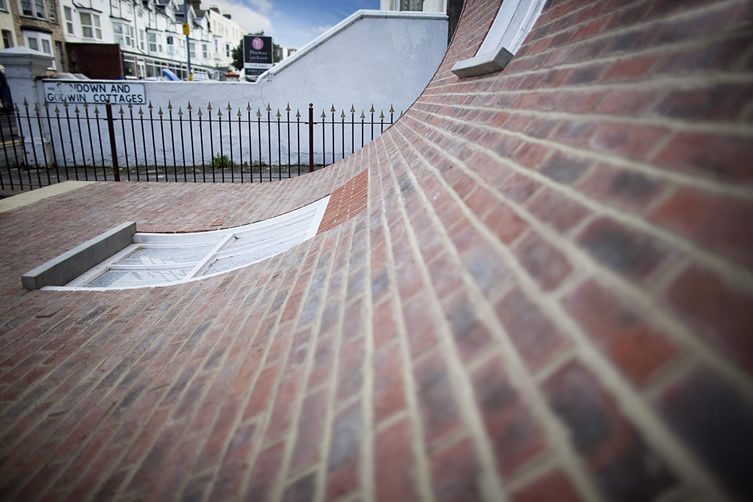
left=203, top=0, right=381, bottom=49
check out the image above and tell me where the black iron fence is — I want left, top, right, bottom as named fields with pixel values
left=0, top=100, right=400, bottom=193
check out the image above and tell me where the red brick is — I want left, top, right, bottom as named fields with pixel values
left=652, top=131, right=753, bottom=185
left=430, top=437, right=483, bottom=502
left=656, top=368, right=753, bottom=499
left=514, top=232, right=572, bottom=291
left=651, top=188, right=753, bottom=271
left=545, top=362, right=677, bottom=500
left=290, top=387, right=328, bottom=473
left=588, top=123, right=669, bottom=162
left=326, top=402, right=362, bottom=499
left=414, top=350, right=461, bottom=445
left=373, top=342, right=406, bottom=423
left=472, top=356, right=546, bottom=475
left=375, top=418, right=419, bottom=502
left=666, top=266, right=753, bottom=375
left=247, top=441, right=285, bottom=501
left=495, top=288, right=569, bottom=371
left=565, top=280, right=677, bottom=386
left=527, top=186, right=588, bottom=233
left=603, top=55, right=658, bottom=81
left=578, top=217, right=667, bottom=281
left=577, top=164, right=666, bottom=213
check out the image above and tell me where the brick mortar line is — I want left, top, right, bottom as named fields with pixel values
left=231, top=241, right=329, bottom=500
left=395, top=119, right=732, bottom=500
left=405, top=111, right=753, bottom=403
left=369, top=154, right=435, bottom=502
left=408, top=109, right=753, bottom=287
left=419, top=91, right=753, bottom=136
left=360, top=163, right=376, bottom=502
left=386, top=128, right=601, bottom=502
left=265, top=225, right=347, bottom=502
left=377, top=136, right=511, bottom=502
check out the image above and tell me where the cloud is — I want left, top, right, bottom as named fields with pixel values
left=249, top=0, right=272, bottom=13
left=202, top=0, right=273, bottom=34
left=310, top=25, right=332, bottom=37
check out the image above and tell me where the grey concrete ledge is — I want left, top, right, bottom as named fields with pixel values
left=21, top=221, right=136, bottom=290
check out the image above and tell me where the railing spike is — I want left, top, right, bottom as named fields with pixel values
left=330, top=104, right=335, bottom=113
left=74, top=105, right=80, bottom=114
left=167, top=102, right=173, bottom=111
left=360, top=110, right=365, bottom=119
left=340, top=111, right=345, bottom=119
left=256, top=109, right=261, bottom=117
left=285, top=103, right=291, bottom=112
left=148, top=101, right=153, bottom=110
left=207, top=102, right=212, bottom=112
left=295, top=110, right=301, bottom=119
left=158, top=107, right=163, bottom=116
left=226, top=102, right=232, bottom=111
left=350, top=104, right=355, bottom=113
left=178, top=108, right=183, bottom=117
left=186, top=102, right=192, bottom=111
left=197, top=109, right=202, bottom=117
left=139, top=108, right=144, bottom=116
left=276, top=109, right=281, bottom=118
left=54, top=105, right=60, bottom=114
left=23, top=98, right=28, bottom=106
left=127, top=102, right=133, bottom=110
left=118, top=108, right=124, bottom=117
left=389, top=104, right=395, bottom=113
left=237, top=110, right=241, bottom=118
left=321, top=110, right=326, bottom=119
left=370, top=104, right=375, bottom=113
left=379, top=111, right=384, bottom=119
left=266, top=103, right=271, bottom=112
left=94, top=107, right=99, bottom=116
left=34, top=103, right=40, bottom=112
left=217, top=109, right=222, bottom=118
left=246, top=102, right=251, bottom=112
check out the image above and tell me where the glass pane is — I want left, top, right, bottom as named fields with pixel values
left=119, top=246, right=211, bottom=266
left=87, top=268, right=188, bottom=288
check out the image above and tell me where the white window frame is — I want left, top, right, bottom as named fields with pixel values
left=79, top=11, right=102, bottom=40
left=63, top=6, right=74, bottom=35
left=22, top=31, right=53, bottom=55
left=19, top=0, right=46, bottom=18
left=0, top=0, right=8, bottom=12
left=452, top=0, right=546, bottom=78
left=113, top=22, right=134, bottom=48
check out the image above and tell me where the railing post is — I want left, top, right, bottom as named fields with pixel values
left=105, top=101, right=120, bottom=181
left=308, top=103, right=314, bottom=173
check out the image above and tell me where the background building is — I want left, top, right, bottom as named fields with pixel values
left=380, top=0, right=447, bottom=12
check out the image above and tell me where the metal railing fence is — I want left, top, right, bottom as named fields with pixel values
left=0, top=100, right=400, bottom=193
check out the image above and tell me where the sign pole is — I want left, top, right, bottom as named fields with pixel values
left=183, top=8, right=192, bottom=81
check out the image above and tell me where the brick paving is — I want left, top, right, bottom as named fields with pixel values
left=1, top=0, right=753, bottom=500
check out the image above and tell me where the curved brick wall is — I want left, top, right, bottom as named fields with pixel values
left=0, top=0, right=752, bottom=500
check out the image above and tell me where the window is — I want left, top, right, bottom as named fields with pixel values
left=23, top=31, right=52, bottom=55
left=147, top=32, right=157, bottom=52
left=400, top=0, right=423, bottom=10
left=225, top=43, right=230, bottom=57
left=64, top=6, right=74, bottom=35
left=20, top=0, right=46, bottom=18
left=202, top=43, right=208, bottom=59
left=113, top=22, right=134, bottom=47
left=0, top=0, right=7, bottom=12
left=47, top=0, right=55, bottom=22
left=138, top=30, right=145, bottom=50
left=1, top=30, right=13, bottom=49
left=55, top=197, right=329, bottom=290
left=80, top=12, right=102, bottom=39
left=452, top=0, right=545, bottom=78
left=189, top=41, right=195, bottom=59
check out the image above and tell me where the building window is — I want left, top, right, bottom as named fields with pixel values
left=202, top=43, right=208, bottom=59
left=80, top=12, right=102, bottom=39
left=0, top=0, right=8, bottom=12
left=23, top=31, right=53, bottom=55
left=400, top=0, right=423, bottom=10
left=189, top=41, right=195, bottom=59
left=113, top=22, right=134, bottom=47
left=20, top=0, right=46, bottom=18
left=452, top=0, right=546, bottom=78
left=2, top=30, right=13, bottom=48
left=64, top=6, right=74, bottom=35
left=47, top=0, right=55, bottom=22
left=225, top=43, right=230, bottom=57
left=147, top=32, right=162, bottom=53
